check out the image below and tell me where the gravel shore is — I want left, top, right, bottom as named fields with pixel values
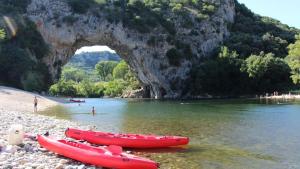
left=0, top=110, right=104, bottom=169
left=0, top=86, right=104, bottom=169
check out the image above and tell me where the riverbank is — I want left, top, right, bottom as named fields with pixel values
left=0, top=86, right=60, bottom=113
left=0, top=86, right=103, bottom=168
left=0, top=110, right=102, bottom=169
left=261, top=94, right=300, bottom=100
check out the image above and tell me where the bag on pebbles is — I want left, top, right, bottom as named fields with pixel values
left=8, top=124, right=25, bottom=145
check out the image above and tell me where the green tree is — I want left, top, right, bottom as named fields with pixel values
left=286, top=34, right=300, bottom=84
left=104, top=79, right=127, bottom=97
left=92, top=82, right=105, bottom=97
left=49, top=80, right=77, bottom=96
left=0, top=44, right=33, bottom=88
left=62, top=66, right=86, bottom=82
left=189, top=46, right=247, bottom=95
left=113, top=60, right=129, bottom=79
left=95, top=61, right=118, bottom=81
left=76, top=80, right=94, bottom=97
left=113, top=60, right=141, bottom=90
left=0, top=16, right=49, bottom=91
left=242, top=52, right=291, bottom=92
left=21, top=71, right=44, bottom=92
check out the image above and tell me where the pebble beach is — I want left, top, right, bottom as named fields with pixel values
left=0, top=86, right=103, bottom=169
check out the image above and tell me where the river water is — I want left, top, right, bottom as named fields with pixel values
left=41, top=98, right=300, bottom=169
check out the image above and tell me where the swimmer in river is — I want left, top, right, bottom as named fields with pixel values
left=92, top=106, right=95, bottom=116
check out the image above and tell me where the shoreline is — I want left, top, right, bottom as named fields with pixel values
left=0, top=86, right=103, bottom=168
left=260, top=94, right=300, bottom=100
left=0, top=110, right=101, bottom=169
left=0, top=86, right=60, bottom=113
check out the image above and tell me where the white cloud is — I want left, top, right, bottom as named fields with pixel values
left=75, top=46, right=116, bottom=54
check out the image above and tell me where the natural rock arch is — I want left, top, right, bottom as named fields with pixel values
left=26, top=0, right=235, bottom=98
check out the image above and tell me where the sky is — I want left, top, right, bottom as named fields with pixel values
left=75, top=46, right=116, bottom=54
left=237, top=0, right=300, bottom=29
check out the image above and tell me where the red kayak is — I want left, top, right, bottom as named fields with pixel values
left=65, top=128, right=189, bottom=148
left=37, top=135, right=158, bottom=169
left=70, top=99, right=85, bottom=103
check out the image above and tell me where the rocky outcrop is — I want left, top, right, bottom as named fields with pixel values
left=122, top=88, right=147, bottom=98
left=26, top=0, right=235, bottom=98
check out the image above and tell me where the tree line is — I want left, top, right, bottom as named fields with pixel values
left=49, top=60, right=140, bottom=97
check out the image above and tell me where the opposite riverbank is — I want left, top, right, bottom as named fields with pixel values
left=261, top=94, right=300, bottom=100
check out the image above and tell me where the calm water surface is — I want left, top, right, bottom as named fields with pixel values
left=41, top=98, right=300, bottom=169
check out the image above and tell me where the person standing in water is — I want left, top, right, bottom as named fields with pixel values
left=92, top=106, right=95, bottom=116
left=34, top=96, right=38, bottom=113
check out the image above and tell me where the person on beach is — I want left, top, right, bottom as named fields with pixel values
left=92, top=106, right=95, bottom=116
left=34, top=96, right=38, bottom=112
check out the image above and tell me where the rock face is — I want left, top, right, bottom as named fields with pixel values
left=26, top=0, right=235, bottom=99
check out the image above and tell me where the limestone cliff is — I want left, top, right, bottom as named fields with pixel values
left=25, top=0, right=235, bottom=98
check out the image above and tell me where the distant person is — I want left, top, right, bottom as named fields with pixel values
left=34, top=96, right=38, bottom=112
left=92, top=106, right=95, bottom=116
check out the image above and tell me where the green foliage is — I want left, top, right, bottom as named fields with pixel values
left=0, top=15, right=50, bottom=91
left=166, top=42, right=193, bottom=66
left=103, top=79, right=127, bottom=97
left=92, top=82, right=105, bottom=97
left=186, top=0, right=300, bottom=96
left=113, top=60, right=129, bottom=79
left=226, top=1, right=300, bottom=58
left=0, top=28, right=5, bottom=40
left=218, top=46, right=238, bottom=59
left=112, top=60, right=140, bottom=90
left=242, top=52, right=292, bottom=92
left=15, top=18, right=49, bottom=59
left=243, top=53, right=288, bottom=78
left=62, top=66, right=86, bottom=82
left=196, top=13, right=209, bottom=21
left=95, top=61, right=118, bottom=81
left=49, top=79, right=105, bottom=98
left=49, top=80, right=77, bottom=96
left=202, top=2, right=216, bottom=14
left=286, top=34, right=300, bottom=84
left=171, top=3, right=183, bottom=13
left=21, top=71, right=45, bottom=92
left=94, top=0, right=107, bottom=5
left=189, top=47, right=248, bottom=95
left=49, top=59, right=140, bottom=97
left=0, top=44, right=33, bottom=88
left=76, top=80, right=94, bottom=97
left=188, top=46, right=293, bottom=96
left=99, top=0, right=217, bottom=34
